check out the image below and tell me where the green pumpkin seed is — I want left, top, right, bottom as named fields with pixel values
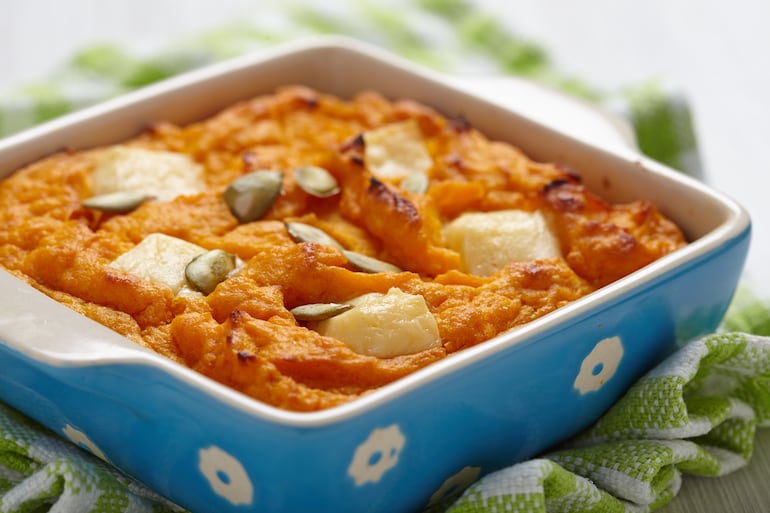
left=285, top=222, right=344, bottom=250
left=343, top=250, right=402, bottom=274
left=82, top=191, right=150, bottom=213
left=185, top=249, right=238, bottom=295
left=399, top=173, right=429, bottom=195
left=293, top=166, right=340, bottom=198
left=223, top=170, right=283, bottom=223
left=290, top=302, right=353, bottom=321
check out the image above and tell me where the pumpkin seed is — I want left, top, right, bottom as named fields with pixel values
left=82, top=191, right=150, bottom=213
left=293, top=166, right=340, bottom=198
left=290, top=302, right=353, bottom=321
left=185, top=249, right=237, bottom=295
left=399, top=173, right=429, bottom=195
left=285, top=222, right=344, bottom=250
left=223, top=170, right=283, bottom=223
left=343, top=250, right=402, bottom=274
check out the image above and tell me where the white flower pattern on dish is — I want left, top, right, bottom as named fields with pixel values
left=198, top=445, right=254, bottom=506
left=428, top=465, right=482, bottom=506
left=574, top=336, right=624, bottom=394
left=62, top=424, right=107, bottom=461
left=348, top=424, right=405, bottom=486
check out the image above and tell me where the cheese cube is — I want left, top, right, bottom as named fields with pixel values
left=363, top=119, right=433, bottom=180
left=109, top=233, right=206, bottom=294
left=444, top=210, right=561, bottom=276
left=91, top=146, right=204, bottom=202
left=316, top=288, right=441, bottom=358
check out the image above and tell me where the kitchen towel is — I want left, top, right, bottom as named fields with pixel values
left=443, top=330, right=770, bottom=513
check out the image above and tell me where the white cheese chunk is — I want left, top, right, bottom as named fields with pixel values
left=316, top=288, right=441, bottom=358
left=91, top=146, right=204, bottom=203
left=444, top=210, right=561, bottom=276
left=109, top=233, right=206, bottom=294
left=363, top=119, right=433, bottom=180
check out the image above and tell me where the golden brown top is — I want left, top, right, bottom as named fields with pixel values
left=0, top=86, right=686, bottom=411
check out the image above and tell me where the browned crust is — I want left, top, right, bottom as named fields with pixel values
left=0, top=86, right=686, bottom=411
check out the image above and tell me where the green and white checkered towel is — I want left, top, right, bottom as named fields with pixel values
left=446, top=330, right=770, bottom=513
left=0, top=403, right=182, bottom=513
left=1, top=0, right=762, bottom=512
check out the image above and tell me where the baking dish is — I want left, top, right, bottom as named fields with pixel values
left=0, top=36, right=750, bottom=513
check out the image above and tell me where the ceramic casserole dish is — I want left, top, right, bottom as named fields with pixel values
left=0, top=36, right=751, bottom=513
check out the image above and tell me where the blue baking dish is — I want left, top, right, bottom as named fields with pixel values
left=0, top=37, right=750, bottom=513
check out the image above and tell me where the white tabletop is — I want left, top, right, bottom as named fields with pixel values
left=2, top=1, right=769, bottom=511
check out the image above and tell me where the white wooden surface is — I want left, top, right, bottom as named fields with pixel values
left=2, top=1, right=769, bottom=511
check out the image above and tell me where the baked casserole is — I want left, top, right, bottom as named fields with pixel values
left=0, top=86, right=686, bottom=411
